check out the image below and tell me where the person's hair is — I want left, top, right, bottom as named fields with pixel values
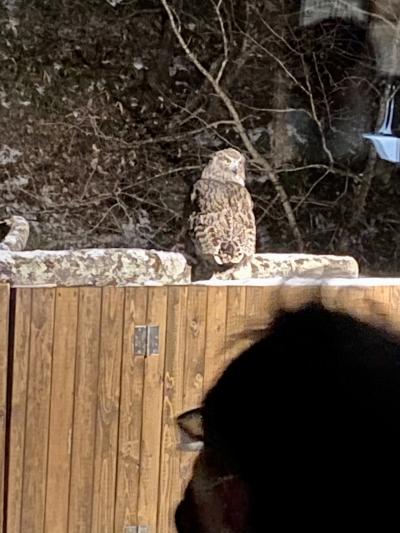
left=177, top=302, right=400, bottom=531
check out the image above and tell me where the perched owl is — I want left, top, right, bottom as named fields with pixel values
left=186, top=148, right=256, bottom=280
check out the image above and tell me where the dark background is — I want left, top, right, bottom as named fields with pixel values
left=1, top=0, right=399, bottom=274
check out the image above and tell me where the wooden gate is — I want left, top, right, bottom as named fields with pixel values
left=2, top=283, right=400, bottom=532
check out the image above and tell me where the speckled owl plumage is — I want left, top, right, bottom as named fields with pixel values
left=186, top=148, right=256, bottom=280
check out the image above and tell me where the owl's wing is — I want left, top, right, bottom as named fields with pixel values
left=189, top=179, right=231, bottom=213
left=189, top=179, right=256, bottom=261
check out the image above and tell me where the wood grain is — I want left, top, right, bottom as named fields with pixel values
left=203, top=286, right=227, bottom=394
left=157, top=286, right=188, bottom=532
left=6, top=289, right=30, bottom=533
left=114, top=287, right=148, bottom=531
left=179, top=286, right=208, bottom=489
left=91, top=287, right=125, bottom=532
left=68, top=288, right=102, bottom=533
left=44, top=288, right=78, bottom=533
left=20, top=288, right=55, bottom=533
left=137, top=287, right=168, bottom=532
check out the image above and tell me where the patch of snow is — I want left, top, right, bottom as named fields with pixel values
left=193, top=277, right=400, bottom=287
left=0, top=175, right=29, bottom=189
left=4, top=0, right=18, bottom=12
left=169, top=56, right=189, bottom=77
left=248, top=127, right=269, bottom=144
left=0, top=145, right=22, bottom=165
left=105, top=0, right=124, bottom=6
left=133, top=57, right=145, bottom=71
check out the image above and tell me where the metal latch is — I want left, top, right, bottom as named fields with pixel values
left=133, top=325, right=160, bottom=357
left=124, top=527, right=149, bottom=533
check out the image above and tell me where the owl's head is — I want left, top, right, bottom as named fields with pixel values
left=203, top=148, right=246, bottom=186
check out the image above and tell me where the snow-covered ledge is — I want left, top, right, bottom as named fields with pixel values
left=0, top=216, right=30, bottom=252
left=249, top=254, right=358, bottom=280
left=0, top=249, right=358, bottom=287
left=0, top=249, right=191, bottom=287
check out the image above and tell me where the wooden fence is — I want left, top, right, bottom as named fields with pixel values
left=1, top=283, right=400, bottom=532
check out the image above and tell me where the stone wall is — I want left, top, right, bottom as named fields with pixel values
left=0, top=215, right=359, bottom=285
left=0, top=249, right=359, bottom=286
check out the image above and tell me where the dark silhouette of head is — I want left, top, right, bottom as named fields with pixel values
left=176, top=303, right=400, bottom=532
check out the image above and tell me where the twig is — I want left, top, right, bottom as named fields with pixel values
left=212, top=0, right=229, bottom=84
left=301, top=55, right=334, bottom=165
left=276, top=164, right=361, bottom=182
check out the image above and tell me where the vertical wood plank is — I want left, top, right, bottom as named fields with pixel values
left=373, top=286, right=400, bottom=330
left=203, top=286, right=228, bottom=394
left=44, top=288, right=79, bottom=533
left=6, top=289, right=30, bottom=533
left=137, top=287, right=168, bottom=532
left=245, top=286, right=277, bottom=325
left=0, top=284, right=9, bottom=533
left=157, top=286, right=188, bottom=532
left=114, top=287, right=148, bottom=531
left=68, top=288, right=102, bottom=533
left=224, top=286, right=248, bottom=364
left=20, top=288, right=55, bottom=533
left=91, top=287, right=125, bottom=533
left=181, top=286, right=208, bottom=411
left=179, top=286, right=208, bottom=488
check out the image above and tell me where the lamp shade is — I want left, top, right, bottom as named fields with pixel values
left=363, top=84, right=400, bottom=163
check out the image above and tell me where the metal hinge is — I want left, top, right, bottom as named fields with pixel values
left=133, top=325, right=160, bottom=357
left=124, top=527, right=149, bottom=533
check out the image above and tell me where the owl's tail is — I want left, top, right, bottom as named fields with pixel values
left=215, top=240, right=244, bottom=266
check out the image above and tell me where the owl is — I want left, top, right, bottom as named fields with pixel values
left=186, top=148, right=256, bottom=280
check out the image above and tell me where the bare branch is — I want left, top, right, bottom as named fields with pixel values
left=133, top=120, right=236, bottom=145
left=212, top=0, right=229, bottom=84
